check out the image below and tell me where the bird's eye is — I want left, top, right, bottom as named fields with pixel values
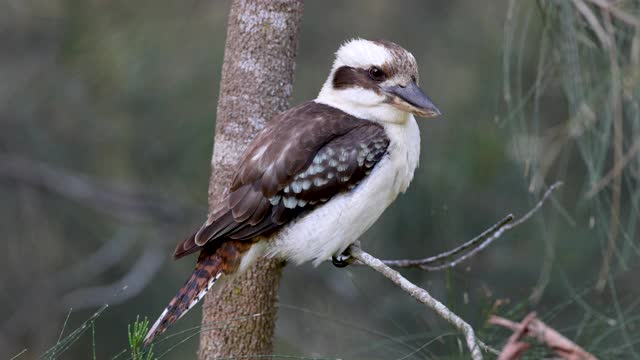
left=368, top=67, right=386, bottom=82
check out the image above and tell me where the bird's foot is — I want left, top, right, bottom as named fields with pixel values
left=332, top=251, right=354, bottom=268
left=331, top=241, right=360, bottom=268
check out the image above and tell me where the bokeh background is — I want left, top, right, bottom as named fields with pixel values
left=2, top=0, right=639, bottom=359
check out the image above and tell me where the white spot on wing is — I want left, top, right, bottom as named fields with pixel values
left=269, top=194, right=281, bottom=205
left=313, top=177, right=329, bottom=187
left=291, top=181, right=302, bottom=194
left=283, top=196, right=297, bottom=209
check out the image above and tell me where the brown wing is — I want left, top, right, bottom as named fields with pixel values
left=173, top=101, right=389, bottom=259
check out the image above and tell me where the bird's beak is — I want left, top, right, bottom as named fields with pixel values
left=382, top=81, right=441, bottom=118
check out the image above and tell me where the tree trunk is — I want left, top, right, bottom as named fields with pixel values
left=198, top=0, right=303, bottom=358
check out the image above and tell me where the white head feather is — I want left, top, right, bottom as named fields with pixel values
left=316, top=38, right=419, bottom=124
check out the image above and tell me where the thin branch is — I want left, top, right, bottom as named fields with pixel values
left=8, top=349, right=27, bottom=360
left=586, top=0, right=640, bottom=28
left=342, top=183, right=563, bottom=358
left=494, top=313, right=535, bottom=360
left=375, top=181, right=562, bottom=271
left=586, top=137, right=640, bottom=198
left=573, top=0, right=610, bottom=49
left=378, top=215, right=513, bottom=269
left=349, top=246, right=486, bottom=360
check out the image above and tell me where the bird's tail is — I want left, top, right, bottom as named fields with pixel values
left=144, top=241, right=250, bottom=345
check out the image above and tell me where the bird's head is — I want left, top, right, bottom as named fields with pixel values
left=316, top=38, right=441, bottom=124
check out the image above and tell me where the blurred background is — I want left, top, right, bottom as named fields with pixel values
left=1, top=0, right=639, bottom=359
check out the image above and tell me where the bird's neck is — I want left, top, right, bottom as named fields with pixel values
left=315, top=87, right=409, bottom=125
left=383, top=115, right=421, bottom=193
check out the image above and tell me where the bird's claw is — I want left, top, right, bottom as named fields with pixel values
left=331, top=241, right=360, bottom=268
left=332, top=252, right=354, bottom=268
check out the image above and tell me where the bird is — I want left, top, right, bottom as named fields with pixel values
left=144, top=38, right=441, bottom=344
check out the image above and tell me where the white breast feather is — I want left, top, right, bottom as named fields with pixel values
left=264, top=115, right=420, bottom=266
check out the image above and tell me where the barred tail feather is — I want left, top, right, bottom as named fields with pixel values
left=144, top=248, right=226, bottom=345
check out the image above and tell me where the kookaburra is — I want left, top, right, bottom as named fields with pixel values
left=144, top=38, right=441, bottom=344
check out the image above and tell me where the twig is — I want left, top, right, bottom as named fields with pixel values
left=490, top=312, right=598, bottom=360
left=374, top=181, right=562, bottom=271
left=573, top=0, right=610, bottom=49
left=8, top=349, right=27, bottom=360
left=349, top=246, right=485, bottom=360
left=494, top=313, right=536, bottom=360
left=586, top=137, right=640, bottom=198
left=378, top=215, right=513, bottom=270
left=57, top=308, right=73, bottom=344
left=343, top=183, right=562, bottom=359
left=586, top=0, right=640, bottom=28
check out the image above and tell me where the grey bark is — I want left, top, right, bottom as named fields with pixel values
left=198, top=0, right=304, bottom=358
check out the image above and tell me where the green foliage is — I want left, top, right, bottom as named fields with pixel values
left=505, top=0, right=640, bottom=269
left=40, top=305, right=108, bottom=359
left=502, top=0, right=640, bottom=358
left=128, top=316, right=154, bottom=360
left=34, top=309, right=159, bottom=360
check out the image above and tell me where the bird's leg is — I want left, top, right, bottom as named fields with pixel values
left=332, top=241, right=360, bottom=268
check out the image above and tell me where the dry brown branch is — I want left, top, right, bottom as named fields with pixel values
left=374, top=181, right=562, bottom=271
left=495, top=313, right=536, bottom=360
left=349, top=246, right=487, bottom=360
left=490, top=312, right=598, bottom=360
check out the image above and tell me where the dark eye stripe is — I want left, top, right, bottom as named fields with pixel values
left=332, top=66, right=381, bottom=92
